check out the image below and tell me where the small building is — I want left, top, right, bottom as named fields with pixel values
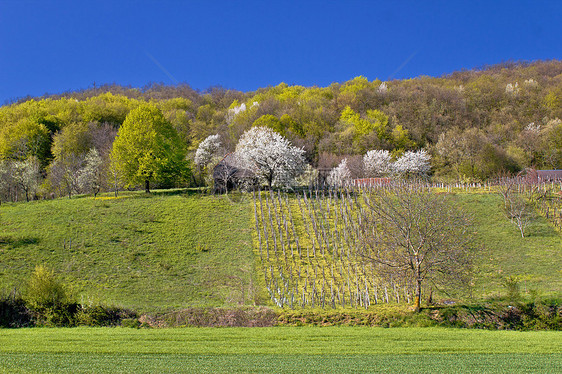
left=213, top=153, right=256, bottom=193
left=521, top=168, right=562, bottom=183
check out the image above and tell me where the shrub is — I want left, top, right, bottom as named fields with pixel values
left=76, top=305, right=137, bottom=327
left=23, top=265, right=77, bottom=326
left=0, top=289, right=32, bottom=327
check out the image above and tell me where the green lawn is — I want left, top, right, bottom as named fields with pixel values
left=456, top=193, right=562, bottom=298
left=0, top=191, right=257, bottom=312
left=0, top=327, right=560, bottom=373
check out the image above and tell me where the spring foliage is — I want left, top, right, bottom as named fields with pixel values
left=110, top=104, right=190, bottom=191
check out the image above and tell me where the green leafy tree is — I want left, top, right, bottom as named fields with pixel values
left=110, top=104, right=190, bottom=193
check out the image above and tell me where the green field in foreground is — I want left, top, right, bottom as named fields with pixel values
left=0, top=327, right=560, bottom=373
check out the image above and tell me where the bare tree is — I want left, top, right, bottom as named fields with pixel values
left=358, top=183, right=475, bottom=311
left=495, top=174, right=533, bottom=238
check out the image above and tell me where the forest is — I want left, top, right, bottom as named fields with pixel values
left=1, top=60, right=562, bottom=200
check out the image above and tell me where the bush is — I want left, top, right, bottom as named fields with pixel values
left=76, top=305, right=137, bottom=327
left=0, top=289, right=32, bottom=328
left=23, top=265, right=77, bottom=326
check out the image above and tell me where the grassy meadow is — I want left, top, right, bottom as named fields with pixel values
left=0, top=190, right=257, bottom=312
left=0, top=327, right=560, bottom=373
left=456, top=193, right=562, bottom=298
left=0, top=188, right=560, bottom=312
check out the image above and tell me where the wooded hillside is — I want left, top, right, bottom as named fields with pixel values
left=2, top=60, right=562, bottom=199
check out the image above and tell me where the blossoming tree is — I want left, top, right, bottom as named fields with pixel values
left=235, top=126, right=305, bottom=188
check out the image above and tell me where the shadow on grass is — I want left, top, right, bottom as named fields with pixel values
left=0, top=236, right=40, bottom=249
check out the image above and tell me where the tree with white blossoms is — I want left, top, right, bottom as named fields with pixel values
left=363, top=150, right=392, bottom=177
left=194, top=134, right=222, bottom=170
left=327, top=158, right=351, bottom=187
left=12, top=157, right=40, bottom=202
left=235, top=126, right=305, bottom=188
left=77, top=148, right=103, bottom=197
left=392, top=149, right=431, bottom=176
left=194, top=134, right=224, bottom=187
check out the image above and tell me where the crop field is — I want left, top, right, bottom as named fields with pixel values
left=0, top=191, right=256, bottom=312
left=252, top=188, right=562, bottom=308
left=0, top=327, right=560, bottom=373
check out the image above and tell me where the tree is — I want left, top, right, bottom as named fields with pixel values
left=47, top=154, right=83, bottom=199
left=359, top=184, right=475, bottom=311
left=77, top=148, right=103, bottom=197
left=110, top=104, right=190, bottom=193
left=392, top=149, right=431, bottom=177
left=12, top=157, right=40, bottom=202
left=194, top=134, right=223, bottom=170
left=235, top=126, right=305, bottom=188
left=194, top=134, right=224, bottom=187
left=327, top=158, right=351, bottom=187
left=363, top=149, right=392, bottom=177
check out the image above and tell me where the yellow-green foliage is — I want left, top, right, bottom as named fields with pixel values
left=24, top=264, right=73, bottom=311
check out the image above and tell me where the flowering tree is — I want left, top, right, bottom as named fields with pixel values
left=11, top=157, right=40, bottom=202
left=363, top=150, right=392, bottom=177
left=77, top=148, right=103, bottom=197
left=327, top=158, right=351, bottom=187
left=194, top=134, right=222, bottom=169
left=235, top=126, right=305, bottom=188
left=392, top=150, right=431, bottom=176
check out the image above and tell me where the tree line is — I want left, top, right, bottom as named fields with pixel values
left=1, top=60, right=562, bottom=200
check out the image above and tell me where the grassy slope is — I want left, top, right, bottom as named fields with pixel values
left=0, top=327, right=560, bottom=373
left=0, top=191, right=256, bottom=312
left=0, top=190, right=560, bottom=313
left=456, top=193, right=562, bottom=298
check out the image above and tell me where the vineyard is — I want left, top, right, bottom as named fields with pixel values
left=252, top=187, right=417, bottom=309
left=534, top=184, right=562, bottom=231
left=252, top=180, right=562, bottom=309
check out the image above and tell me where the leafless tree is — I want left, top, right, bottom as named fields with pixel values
left=358, top=183, right=476, bottom=311
left=505, top=193, right=533, bottom=238
left=495, top=173, right=533, bottom=238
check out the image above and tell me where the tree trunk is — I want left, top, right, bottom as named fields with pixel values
left=145, top=179, right=150, bottom=193
left=414, top=278, right=422, bottom=312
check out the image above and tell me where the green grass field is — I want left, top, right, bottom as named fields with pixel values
left=457, top=193, right=562, bottom=298
left=1, top=190, right=560, bottom=312
left=0, top=327, right=560, bottom=373
left=0, top=191, right=257, bottom=312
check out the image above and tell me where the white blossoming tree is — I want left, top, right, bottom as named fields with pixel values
left=363, top=150, right=392, bottom=177
left=194, top=134, right=224, bottom=187
left=392, top=150, right=431, bottom=176
left=235, top=126, right=305, bottom=188
left=327, top=158, right=352, bottom=187
left=77, top=148, right=104, bottom=197
left=11, top=157, right=40, bottom=202
left=194, top=134, right=222, bottom=170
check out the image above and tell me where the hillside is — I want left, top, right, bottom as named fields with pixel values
left=0, top=191, right=256, bottom=312
left=1, top=190, right=560, bottom=314
left=2, top=60, right=562, bottom=204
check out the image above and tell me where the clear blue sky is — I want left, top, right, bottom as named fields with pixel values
left=1, top=0, right=561, bottom=104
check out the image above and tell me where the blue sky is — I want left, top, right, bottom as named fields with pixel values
left=1, top=0, right=561, bottom=104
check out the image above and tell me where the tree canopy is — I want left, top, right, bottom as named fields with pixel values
left=110, top=104, right=189, bottom=192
